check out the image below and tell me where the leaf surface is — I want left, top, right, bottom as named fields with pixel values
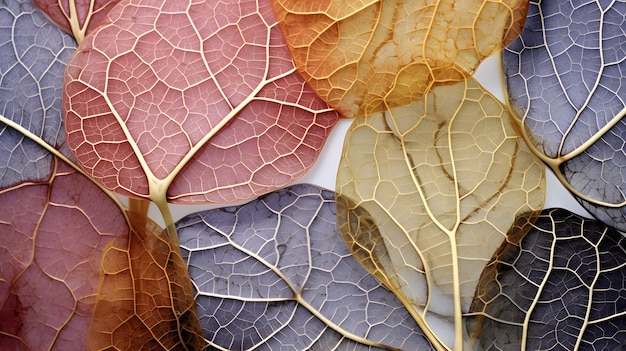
left=88, top=212, right=205, bottom=350
left=177, top=183, right=434, bottom=350
left=0, top=155, right=127, bottom=350
left=468, top=208, right=626, bottom=350
left=32, top=0, right=120, bottom=42
left=63, top=0, right=340, bottom=205
left=503, top=0, right=626, bottom=230
left=272, top=0, right=528, bottom=117
left=0, top=117, right=203, bottom=350
left=0, top=0, right=76, bottom=187
left=335, top=78, right=545, bottom=349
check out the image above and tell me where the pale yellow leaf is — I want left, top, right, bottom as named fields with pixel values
left=335, top=78, right=545, bottom=350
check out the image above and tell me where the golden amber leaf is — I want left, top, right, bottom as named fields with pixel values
left=273, top=0, right=528, bottom=117
left=335, top=78, right=545, bottom=350
left=88, top=212, right=204, bottom=350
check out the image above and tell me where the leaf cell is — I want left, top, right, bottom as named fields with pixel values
left=273, top=0, right=528, bottom=117
left=63, top=0, right=340, bottom=204
left=0, top=157, right=128, bottom=350
left=32, top=0, right=121, bottom=42
left=0, top=0, right=77, bottom=187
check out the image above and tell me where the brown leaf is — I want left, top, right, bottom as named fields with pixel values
left=272, top=0, right=528, bottom=117
left=88, top=212, right=205, bottom=350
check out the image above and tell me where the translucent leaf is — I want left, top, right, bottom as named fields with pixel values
left=32, top=0, right=120, bottom=42
left=468, top=208, right=626, bottom=350
left=503, top=0, right=626, bottom=230
left=0, top=157, right=128, bottom=350
left=63, top=0, right=340, bottom=205
left=335, top=78, right=545, bottom=349
left=272, top=0, right=528, bottom=117
left=177, top=183, right=434, bottom=350
left=0, top=0, right=76, bottom=187
left=89, top=213, right=205, bottom=350
left=0, top=119, right=203, bottom=350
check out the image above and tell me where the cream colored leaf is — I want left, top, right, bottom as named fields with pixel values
left=272, top=0, right=528, bottom=117
left=335, top=78, right=545, bottom=350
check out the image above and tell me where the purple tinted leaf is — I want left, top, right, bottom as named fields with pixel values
left=468, top=208, right=626, bottom=350
left=503, top=0, right=626, bottom=230
left=177, top=184, right=433, bottom=351
left=0, top=125, right=52, bottom=187
left=0, top=0, right=76, bottom=187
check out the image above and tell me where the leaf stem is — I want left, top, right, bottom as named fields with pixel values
left=154, top=197, right=180, bottom=248
left=128, top=197, right=150, bottom=230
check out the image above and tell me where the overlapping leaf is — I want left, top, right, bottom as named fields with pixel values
left=468, top=208, right=626, bottom=350
left=32, top=0, right=120, bottom=42
left=0, top=120, right=204, bottom=350
left=272, top=0, right=528, bottom=117
left=89, top=211, right=204, bottom=351
left=63, top=0, right=340, bottom=205
left=0, top=0, right=76, bottom=187
left=177, top=184, right=434, bottom=350
left=0, top=153, right=127, bottom=350
left=503, top=0, right=626, bottom=230
left=335, top=78, right=545, bottom=350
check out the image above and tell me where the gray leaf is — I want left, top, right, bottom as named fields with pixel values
left=177, top=183, right=433, bottom=351
left=0, top=0, right=76, bottom=187
left=468, top=208, right=626, bottom=350
left=504, top=0, right=626, bottom=230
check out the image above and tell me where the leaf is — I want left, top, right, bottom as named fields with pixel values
left=468, top=208, right=626, bottom=350
left=32, top=0, right=120, bottom=42
left=177, top=183, right=434, bottom=350
left=88, top=211, right=205, bottom=350
left=272, top=0, right=529, bottom=117
left=335, top=78, right=545, bottom=349
left=503, top=0, right=626, bottom=230
left=0, top=118, right=203, bottom=350
left=0, top=155, right=128, bottom=350
left=0, top=0, right=77, bottom=187
left=63, top=0, right=340, bottom=205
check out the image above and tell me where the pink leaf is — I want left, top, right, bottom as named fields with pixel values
left=63, top=0, right=340, bottom=204
left=32, top=0, right=120, bottom=42
left=0, top=159, right=128, bottom=350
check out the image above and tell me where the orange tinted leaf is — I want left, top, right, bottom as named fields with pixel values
left=63, top=0, right=340, bottom=204
left=88, top=216, right=204, bottom=351
left=0, top=158, right=128, bottom=350
left=272, top=0, right=528, bottom=117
